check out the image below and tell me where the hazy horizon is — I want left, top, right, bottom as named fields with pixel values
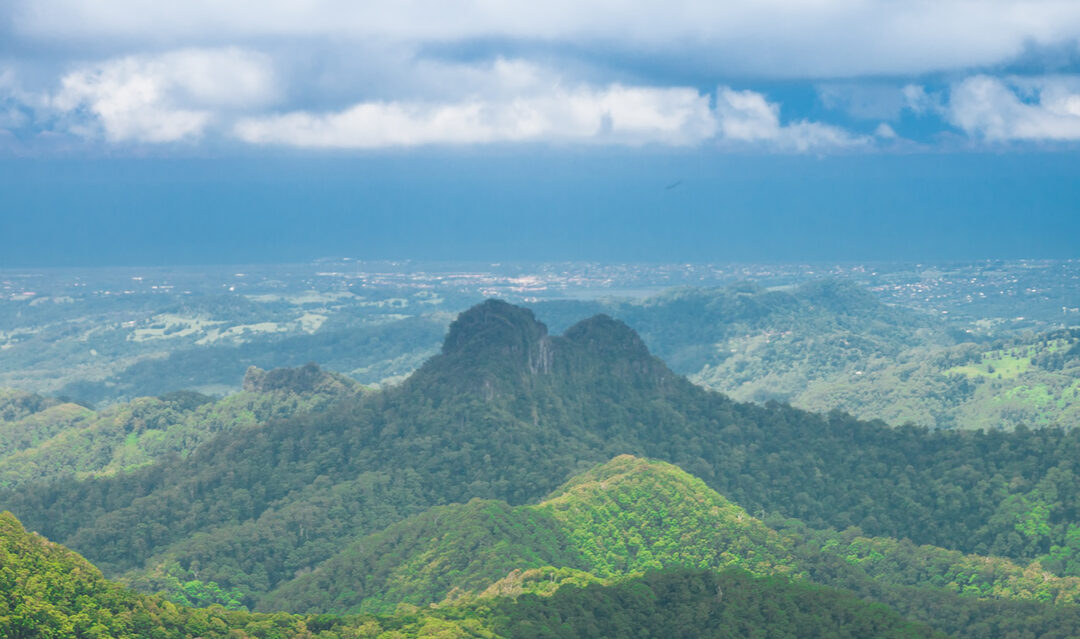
left=4, top=151, right=1078, bottom=268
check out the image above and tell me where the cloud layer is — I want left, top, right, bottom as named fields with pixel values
left=12, top=0, right=1080, bottom=78
left=234, top=85, right=717, bottom=148
left=5, top=1, right=1080, bottom=153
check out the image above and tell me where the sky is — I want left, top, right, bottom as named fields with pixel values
left=2, top=1, right=1079, bottom=266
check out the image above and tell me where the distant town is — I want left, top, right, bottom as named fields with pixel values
left=3, top=259, right=1078, bottom=329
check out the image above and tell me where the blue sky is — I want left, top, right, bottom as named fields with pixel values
left=1, top=1, right=1079, bottom=265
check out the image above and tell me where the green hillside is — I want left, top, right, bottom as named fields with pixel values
left=0, top=397, right=94, bottom=459
left=262, top=456, right=795, bottom=614
left=3, top=300, right=1080, bottom=614
left=0, top=388, right=65, bottom=423
left=257, top=456, right=1080, bottom=634
left=0, top=509, right=326, bottom=639
left=0, top=509, right=947, bottom=639
left=0, top=364, right=362, bottom=488
left=796, top=329, right=1080, bottom=430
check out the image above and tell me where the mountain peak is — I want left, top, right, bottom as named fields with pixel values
left=409, top=300, right=555, bottom=398
left=442, top=299, right=549, bottom=357
left=415, top=301, right=678, bottom=401
left=538, top=456, right=796, bottom=578
left=543, top=455, right=703, bottom=502
left=563, top=314, right=650, bottom=358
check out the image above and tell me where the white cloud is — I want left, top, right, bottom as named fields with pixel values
left=53, top=47, right=276, bottom=143
left=234, top=82, right=718, bottom=148
left=875, top=122, right=897, bottom=138
left=5, top=51, right=869, bottom=152
left=234, top=69, right=867, bottom=152
left=12, top=1, right=1080, bottom=78
left=947, top=75, right=1080, bottom=141
left=715, top=87, right=869, bottom=152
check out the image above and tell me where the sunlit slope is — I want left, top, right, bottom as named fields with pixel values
left=262, top=455, right=795, bottom=613
left=0, top=364, right=362, bottom=488
left=0, top=508, right=947, bottom=639
left=263, top=455, right=1080, bottom=619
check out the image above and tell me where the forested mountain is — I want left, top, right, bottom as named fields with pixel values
left=5, top=458, right=1079, bottom=638
left=260, top=455, right=1080, bottom=622
left=1, top=508, right=950, bottom=638
left=260, top=456, right=795, bottom=614
left=2, top=300, right=1080, bottom=629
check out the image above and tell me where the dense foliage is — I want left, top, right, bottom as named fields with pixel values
left=255, top=455, right=1080, bottom=639
left=0, top=510, right=324, bottom=639
left=262, top=456, right=795, bottom=614
left=0, top=394, right=94, bottom=459
left=0, top=364, right=361, bottom=488
left=488, top=569, right=942, bottom=639
left=2, top=509, right=951, bottom=639
left=3, top=300, right=1080, bottom=612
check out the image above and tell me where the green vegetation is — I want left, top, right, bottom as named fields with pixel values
left=538, top=456, right=795, bottom=578
left=259, top=499, right=585, bottom=614
left=0, top=364, right=361, bottom=488
left=534, top=280, right=948, bottom=391
left=6, top=454, right=1080, bottom=637
left=261, top=456, right=796, bottom=614
left=258, top=455, right=1080, bottom=637
left=485, top=569, right=942, bottom=639
left=2, top=299, right=1080, bottom=636
left=1, top=509, right=951, bottom=638
left=0, top=389, right=63, bottom=423
left=0, top=509, right=323, bottom=639
left=946, top=347, right=1033, bottom=380
left=797, top=329, right=1080, bottom=430
left=0, top=396, right=94, bottom=458
left=534, top=282, right=1080, bottom=431
left=4, top=300, right=1080, bottom=614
